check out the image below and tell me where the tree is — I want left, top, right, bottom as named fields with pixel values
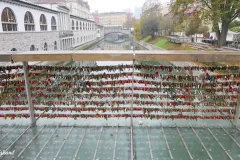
left=171, top=0, right=240, bottom=46
left=185, top=13, right=209, bottom=36
left=158, top=16, right=174, bottom=36
left=134, top=22, right=142, bottom=40
left=141, top=0, right=162, bottom=38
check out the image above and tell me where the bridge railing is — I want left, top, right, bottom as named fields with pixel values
left=1, top=50, right=240, bottom=160
left=0, top=50, right=240, bottom=127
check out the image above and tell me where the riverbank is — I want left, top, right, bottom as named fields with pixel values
left=142, top=36, right=195, bottom=50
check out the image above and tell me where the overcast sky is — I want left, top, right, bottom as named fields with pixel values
left=87, top=0, right=170, bottom=13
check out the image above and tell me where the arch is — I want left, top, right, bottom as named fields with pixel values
left=51, top=16, right=57, bottom=30
left=72, top=20, right=75, bottom=30
left=40, top=14, right=47, bottom=31
left=1, top=7, right=17, bottom=31
left=11, top=48, right=17, bottom=51
left=44, top=42, right=48, bottom=51
left=24, top=11, right=34, bottom=31
left=76, top=21, right=79, bottom=30
left=30, top=45, right=35, bottom=51
left=54, top=41, right=57, bottom=50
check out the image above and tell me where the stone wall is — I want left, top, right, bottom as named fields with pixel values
left=0, top=31, right=60, bottom=51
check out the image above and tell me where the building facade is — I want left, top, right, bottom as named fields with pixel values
left=0, top=0, right=59, bottom=51
left=0, top=0, right=102, bottom=52
left=29, top=0, right=92, bottom=20
left=99, top=12, right=128, bottom=28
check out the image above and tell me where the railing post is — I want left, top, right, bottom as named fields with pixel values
left=23, top=61, right=36, bottom=126
left=234, top=88, right=240, bottom=127
left=130, top=52, right=135, bottom=160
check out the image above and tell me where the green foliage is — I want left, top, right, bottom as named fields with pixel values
left=197, top=25, right=209, bottom=34
left=158, top=16, right=174, bottom=35
left=134, top=23, right=142, bottom=40
left=230, top=20, right=240, bottom=28
left=142, top=36, right=152, bottom=42
left=230, top=27, right=240, bottom=32
left=229, top=20, right=240, bottom=32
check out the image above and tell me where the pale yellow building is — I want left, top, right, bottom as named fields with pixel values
left=99, top=12, right=128, bottom=28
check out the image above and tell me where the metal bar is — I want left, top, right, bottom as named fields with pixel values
left=130, top=54, right=135, bottom=160
left=93, top=126, right=104, bottom=160
left=34, top=126, right=59, bottom=160
left=73, top=127, right=87, bottom=160
left=0, top=125, right=31, bottom=159
left=175, top=124, right=193, bottom=160
left=8, top=50, right=240, bottom=62
left=161, top=127, right=173, bottom=159
left=204, top=124, right=233, bottom=160
left=113, top=126, right=119, bottom=160
left=219, top=124, right=240, bottom=148
left=234, top=88, right=240, bottom=127
left=53, top=126, right=74, bottom=160
left=23, top=61, right=35, bottom=125
left=189, top=123, right=213, bottom=160
left=17, top=126, right=45, bottom=158
left=0, top=125, right=17, bottom=142
left=146, top=126, right=153, bottom=160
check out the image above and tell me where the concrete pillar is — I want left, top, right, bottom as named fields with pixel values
left=234, top=88, right=240, bottom=127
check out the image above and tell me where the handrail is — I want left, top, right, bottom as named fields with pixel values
left=1, top=50, right=240, bottom=62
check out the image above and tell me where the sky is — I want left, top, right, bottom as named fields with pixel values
left=87, top=0, right=170, bottom=18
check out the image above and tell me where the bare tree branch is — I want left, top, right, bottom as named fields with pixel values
left=201, top=0, right=212, bottom=10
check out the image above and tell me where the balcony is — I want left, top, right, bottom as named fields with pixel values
left=0, top=50, right=240, bottom=160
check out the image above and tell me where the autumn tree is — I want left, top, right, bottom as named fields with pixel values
left=141, top=0, right=162, bottom=38
left=158, top=16, right=174, bottom=36
left=171, top=0, right=240, bottom=46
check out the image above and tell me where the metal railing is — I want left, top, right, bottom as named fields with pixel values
left=0, top=50, right=240, bottom=160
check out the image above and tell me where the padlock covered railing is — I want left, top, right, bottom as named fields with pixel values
left=0, top=51, right=240, bottom=128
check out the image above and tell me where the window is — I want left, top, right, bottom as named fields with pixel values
left=80, top=21, right=82, bottom=30
left=24, top=11, right=34, bottom=31
left=40, top=14, right=47, bottom=31
left=44, top=42, right=48, bottom=51
left=1, top=7, right=17, bottom=31
left=76, top=21, right=79, bottom=30
left=54, top=41, right=57, bottom=50
left=73, top=38, right=75, bottom=45
left=83, top=22, right=84, bottom=30
left=11, top=48, right=17, bottom=51
left=77, top=37, right=79, bottom=43
left=30, top=45, right=35, bottom=51
left=72, top=20, right=75, bottom=30
left=51, top=16, right=57, bottom=30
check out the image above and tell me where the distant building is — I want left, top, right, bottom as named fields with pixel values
left=99, top=12, right=128, bottom=28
